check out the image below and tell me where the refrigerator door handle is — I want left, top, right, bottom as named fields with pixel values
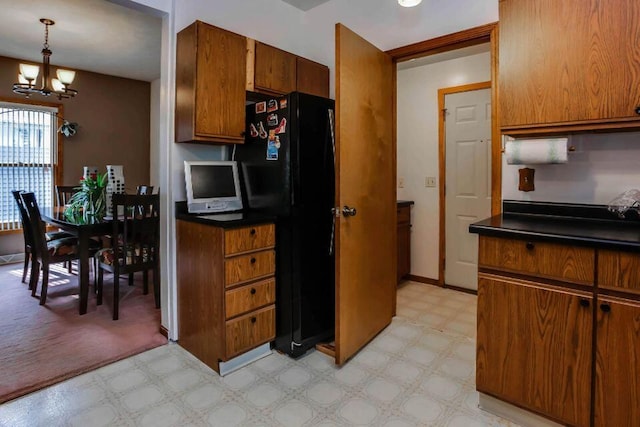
left=328, top=109, right=336, bottom=170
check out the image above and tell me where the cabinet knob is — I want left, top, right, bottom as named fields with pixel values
left=250, top=257, right=256, bottom=264
left=250, top=228, right=256, bottom=236
left=250, top=288, right=256, bottom=295
left=600, top=303, right=611, bottom=313
left=525, top=242, right=535, bottom=250
left=635, top=106, right=640, bottom=115
left=579, top=299, right=590, bottom=308
left=250, top=316, right=257, bottom=323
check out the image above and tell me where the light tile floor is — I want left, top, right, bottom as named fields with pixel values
left=0, top=282, right=518, bottom=426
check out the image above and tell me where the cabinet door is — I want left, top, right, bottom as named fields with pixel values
left=594, top=297, right=640, bottom=427
left=499, top=0, right=640, bottom=129
left=296, top=57, right=329, bottom=98
left=477, top=275, right=592, bottom=427
left=194, top=23, right=247, bottom=142
left=254, top=42, right=296, bottom=95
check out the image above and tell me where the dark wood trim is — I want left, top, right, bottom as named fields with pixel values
left=159, top=325, right=169, bottom=338
left=438, top=81, right=491, bottom=288
left=406, top=274, right=440, bottom=286
left=0, top=96, right=65, bottom=187
left=444, top=283, right=478, bottom=295
left=386, top=22, right=497, bottom=62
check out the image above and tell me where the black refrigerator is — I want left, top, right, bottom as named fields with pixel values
left=235, top=91, right=335, bottom=358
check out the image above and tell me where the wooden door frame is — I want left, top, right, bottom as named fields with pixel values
left=438, top=81, right=491, bottom=288
left=387, top=22, right=500, bottom=287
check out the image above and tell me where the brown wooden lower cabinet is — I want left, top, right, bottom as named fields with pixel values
left=477, top=274, right=592, bottom=427
left=594, top=297, right=640, bottom=427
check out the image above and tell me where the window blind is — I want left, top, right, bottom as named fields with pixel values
left=0, top=102, right=57, bottom=231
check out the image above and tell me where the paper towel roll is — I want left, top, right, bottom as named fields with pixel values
left=505, top=138, right=568, bottom=164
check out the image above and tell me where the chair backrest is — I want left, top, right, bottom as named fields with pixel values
left=20, top=192, right=49, bottom=261
left=11, top=190, right=33, bottom=249
left=110, top=194, right=160, bottom=270
left=55, top=185, right=78, bottom=206
left=136, top=185, right=153, bottom=195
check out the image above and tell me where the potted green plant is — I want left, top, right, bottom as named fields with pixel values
left=64, top=172, right=108, bottom=224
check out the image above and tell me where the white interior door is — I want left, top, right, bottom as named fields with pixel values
left=444, top=88, right=491, bottom=290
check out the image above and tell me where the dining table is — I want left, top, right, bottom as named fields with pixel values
left=41, top=207, right=112, bottom=315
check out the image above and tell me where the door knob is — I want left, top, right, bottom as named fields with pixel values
left=342, top=206, right=357, bottom=217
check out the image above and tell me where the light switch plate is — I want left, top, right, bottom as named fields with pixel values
left=398, top=177, right=405, bottom=188
left=425, top=177, right=436, bottom=187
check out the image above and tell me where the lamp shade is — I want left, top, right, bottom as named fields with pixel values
left=398, top=0, right=422, bottom=6
left=19, top=63, right=39, bottom=80
left=51, top=78, right=65, bottom=92
left=18, top=74, right=30, bottom=84
left=56, top=69, right=76, bottom=85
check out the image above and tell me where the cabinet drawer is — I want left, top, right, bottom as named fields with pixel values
left=225, top=250, right=275, bottom=287
left=397, top=206, right=410, bottom=225
left=479, top=236, right=594, bottom=285
left=225, top=305, right=275, bottom=358
left=598, top=250, right=640, bottom=296
left=225, top=278, right=276, bottom=319
left=224, top=224, right=275, bottom=256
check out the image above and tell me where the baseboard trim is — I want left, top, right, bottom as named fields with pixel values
left=405, top=274, right=440, bottom=286
left=159, top=325, right=168, bottom=338
left=479, top=393, right=563, bottom=427
left=443, top=284, right=478, bottom=295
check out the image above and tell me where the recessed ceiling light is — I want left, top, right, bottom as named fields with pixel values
left=398, top=0, right=422, bottom=7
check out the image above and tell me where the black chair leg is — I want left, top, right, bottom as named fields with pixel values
left=143, top=270, right=149, bottom=295
left=22, top=251, right=29, bottom=283
left=128, top=273, right=134, bottom=287
left=113, top=273, right=120, bottom=320
left=39, top=266, right=49, bottom=305
left=153, top=267, right=160, bottom=309
left=97, top=268, right=104, bottom=306
left=30, top=260, right=40, bottom=296
left=67, top=260, right=72, bottom=274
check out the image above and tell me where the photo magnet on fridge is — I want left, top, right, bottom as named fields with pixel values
left=256, top=101, right=266, bottom=114
left=267, top=99, right=278, bottom=112
left=279, top=99, right=287, bottom=109
left=266, top=130, right=279, bottom=160
left=267, top=113, right=279, bottom=126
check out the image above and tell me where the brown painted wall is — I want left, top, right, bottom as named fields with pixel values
left=0, top=55, right=151, bottom=256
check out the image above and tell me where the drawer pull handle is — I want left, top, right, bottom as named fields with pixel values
left=250, top=257, right=256, bottom=264
left=525, top=242, right=535, bottom=250
left=250, top=228, right=256, bottom=235
left=251, top=316, right=257, bottom=323
left=250, top=288, right=256, bottom=295
left=600, top=303, right=611, bottom=313
left=579, top=299, right=590, bottom=308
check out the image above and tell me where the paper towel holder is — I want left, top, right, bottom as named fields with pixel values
left=501, top=144, right=576, bottom=154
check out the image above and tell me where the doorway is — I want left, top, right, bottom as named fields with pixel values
left=440, top=84, right=492, bottom=290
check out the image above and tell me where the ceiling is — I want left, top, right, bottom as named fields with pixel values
left=280, top=0, right=333, bottom=11
left=0, top=0, right=162, bottom=82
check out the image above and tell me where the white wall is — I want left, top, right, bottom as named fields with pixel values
left=502, top=132, right=640, bottom=204
left=397, top=51, right=491, bottom=280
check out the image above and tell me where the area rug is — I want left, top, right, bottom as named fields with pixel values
left=0, top=263, right=167, bottom=403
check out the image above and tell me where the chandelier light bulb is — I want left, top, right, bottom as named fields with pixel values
left=51, top=78, right=65, bottom=92
left=18, top=74, right=29, bottom=85
left=398, top=0, right=422, bottom=6
left=56, top=69, right=76, bottom=85
left=19, top=64, right=40, bottom=81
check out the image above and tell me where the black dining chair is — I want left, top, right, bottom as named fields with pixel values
left=55, top=185, right=79, bottom=206
left=96, top=193, right=160, bottom=320
left=20, top=192, right=84, bottom=304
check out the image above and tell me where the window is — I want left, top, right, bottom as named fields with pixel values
left=0, top=102, right=59, bottom=231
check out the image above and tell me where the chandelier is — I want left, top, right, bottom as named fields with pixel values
left=12, top=18, right=77, bottom=100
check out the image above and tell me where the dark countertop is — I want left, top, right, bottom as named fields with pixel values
left=469, top=200, right=640, bottom=252
left=175, top=202, right=275, bottom=229
left=397, top=200, right=414, bottom=207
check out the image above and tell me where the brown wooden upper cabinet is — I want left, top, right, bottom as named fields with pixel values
left=175, top=21, right=247, bottom=144
left=254, top=42, right=297, bottom=95
left=499, top=0, right=640, bottom=135
left=296, top=57, right=330, bottom=98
